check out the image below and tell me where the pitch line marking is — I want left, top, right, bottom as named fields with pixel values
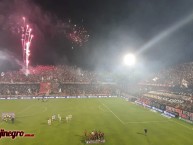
left=102, top=103, right=125, bottom=125
left=170, top=120, right=193, bottom=131
left=98, top=105, right=105, bottom=112
left=98, top=105, right=109, bottom=112
left=125, top=120, right=169, bottom=124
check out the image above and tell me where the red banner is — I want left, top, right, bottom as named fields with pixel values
left=39, top=82, right=51, bottom=94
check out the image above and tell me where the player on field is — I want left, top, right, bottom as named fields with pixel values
left=11, top=116, right=15, bottom=124
left=52, top=115, right=56, bottom=121
left=48, top=119, right=51, bottom=125
left=84, top=130, right=87, bottom=137
left=66, top=116, right=69, bottom=123
left=68, top=114, right=72, bottom=120
left=144, top=128, right=147, bottom=135
left=58, top=116, right=62, bottom=122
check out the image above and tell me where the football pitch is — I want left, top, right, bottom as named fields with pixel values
left=0, top=97, right=193, bottom=145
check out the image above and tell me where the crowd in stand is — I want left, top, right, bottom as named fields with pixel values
left=138, top=62, right=193, bottom=114
left=138, top=87, right=193, bottom=112
left=59, top=84, right=117, bottom=96
left=148, top=62, right=193, bottom=88
left=140, top=62, right=193, bottom=99
left=0, top=83, right=116, bottom=96
left=0, top=84, right=39, bottom=96
left=139, top=95, right=193, bottom=113
left=0, top=65, right=116, bottom=96
left=0, top=65, right=99, bottom=83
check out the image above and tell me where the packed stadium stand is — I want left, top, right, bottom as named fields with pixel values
left=0, top=65, right=117, bottom=96
left=137, top=62, right=193, bottom=122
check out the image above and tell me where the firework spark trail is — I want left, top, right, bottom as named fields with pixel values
left=21, top=17, right=33, bottom=75
left=5, top=15, right=89, bottom=47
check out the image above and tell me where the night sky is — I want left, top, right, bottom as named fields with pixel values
left=1, top=0, right=193, bottom=74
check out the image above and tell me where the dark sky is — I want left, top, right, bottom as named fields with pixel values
left=1, top=0, right=193, bottom=74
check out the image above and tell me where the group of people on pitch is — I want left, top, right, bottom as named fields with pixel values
left=2, top=114, right=15, bottom=124
left=48, top=114, right=62, bottom=125
left=84, top=130, right=105, bottom=143
left=48, top=114, right=72, bottom=125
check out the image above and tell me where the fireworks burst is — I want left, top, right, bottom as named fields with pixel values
left=68, top=24, right=89, bottom=46
left=4, top=15, right=89, bottom=48
left=21, top=17, right=33, bottom=75
left=3, top=15, right=89, bottom=71
left=56, top=19, right=90, bottom=47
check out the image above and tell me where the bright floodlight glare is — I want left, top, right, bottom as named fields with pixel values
left=123, top=53, right=136, bottom=66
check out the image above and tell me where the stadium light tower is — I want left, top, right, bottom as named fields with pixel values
left=123, top=53, right=136, bottom=66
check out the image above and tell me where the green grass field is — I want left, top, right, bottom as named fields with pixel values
left=0, top=97, right=193, bottom=145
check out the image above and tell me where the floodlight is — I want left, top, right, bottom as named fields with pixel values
left=123, top=53, right=136, bottom=66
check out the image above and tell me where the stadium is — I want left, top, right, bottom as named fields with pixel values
left=1, top=0, right=193, bottom=145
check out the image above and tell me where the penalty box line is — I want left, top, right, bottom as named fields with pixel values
left=102, top=103, right=125, bottom=125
